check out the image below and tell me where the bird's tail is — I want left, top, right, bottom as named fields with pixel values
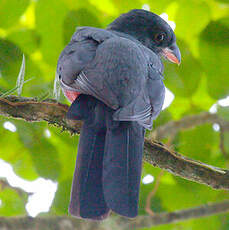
left=103, top=120, right=145, bottom=218
left=67, top=95, right=145, bottom=219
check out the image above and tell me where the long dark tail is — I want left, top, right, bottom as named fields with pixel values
left=67, top=95, right=145, bottom=220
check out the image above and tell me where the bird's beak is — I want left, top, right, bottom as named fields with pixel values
left=162, top=44, right=181, bottom=65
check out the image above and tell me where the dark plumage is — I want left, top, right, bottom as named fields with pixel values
left=56, top=9, right=181, bottom=220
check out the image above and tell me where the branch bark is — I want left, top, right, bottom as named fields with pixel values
left=0, top=200, right=228, bottom=229
left=0, top=96, right=229, bottom=190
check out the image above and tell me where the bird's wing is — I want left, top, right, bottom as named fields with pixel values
left=146, top=57, right=165, bottom=121
left=57, top=27, right=116, bottom=87
left=58, top=27, right=165, bottom=128
left=113, top=47, right=165, bottom=129
left=63, top=34, right=150, bottom=111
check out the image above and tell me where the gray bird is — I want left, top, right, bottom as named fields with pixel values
left=57, top=9, right=181, bottom=220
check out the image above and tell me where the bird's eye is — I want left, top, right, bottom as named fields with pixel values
left=155, top=32, right=165, bottom=42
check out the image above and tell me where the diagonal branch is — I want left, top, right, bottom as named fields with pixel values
left=0, top=200, right=228, bottom=229
left=0, top=96, right=229, bottom=190
left=150, top=111, right=229, bottom=141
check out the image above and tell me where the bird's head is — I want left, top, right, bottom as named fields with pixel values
left=108, top=9, right=181, bottom=65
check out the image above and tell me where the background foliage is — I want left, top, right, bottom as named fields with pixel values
left=0, top=0, right=229, bottom=229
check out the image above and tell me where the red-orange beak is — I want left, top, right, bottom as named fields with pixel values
left=162, top=44, right=181, bottom=65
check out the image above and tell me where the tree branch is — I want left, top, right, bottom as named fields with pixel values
left=0, top=200, right=228, bottom=229
left=150, top=111, right=229, bottom=141
left=0, top=96, right=229, bottom=190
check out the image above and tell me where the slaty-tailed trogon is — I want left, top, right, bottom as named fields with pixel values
left=56, top=9, right=181, bottom=220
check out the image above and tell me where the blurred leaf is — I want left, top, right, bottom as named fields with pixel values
left=221, top=215, right=229, bottom=230
left=51, top=178, right=72, bottom=215
left=48, top=127, right=78, bottom=181
left=215, top=0, right=229, bottom=3
left=16, top=122, right=61, bottom=180
left=149, top=0, right=175, bottom=14
left=0, top=122, right=38, bottom=180
left=111, top=0, right=142, bottom=13
left=175, top=1, right=211, bottom=41
left=199, top=18, right=229, bottom=99
left=223, top=132, right=229, bottom=153
left=7, top=29, right=40, bottom=54
left=0, top=188, right=27, bottom=216
left=35, top=0, right=68, bottom=66
left=154, top=109, right=173, bottom=128
left=191, top=75, right=216, bottom=110
left=0, top=39, right=23, bottom=87
left=0, top=0, right=30, bottom=28
left=164, top=40, right=202, bottom=97
left=177, top=124, right=220, bottom=164
left=218, top=105, right=229, bottom=122
left=63, top=9, right=102, bottom=45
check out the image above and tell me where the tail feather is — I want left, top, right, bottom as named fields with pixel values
left=103, top=121, right=144, bottom=217
left=69, top=111, right=110, bottom=220
left=68, top=95, right=145, bottom=219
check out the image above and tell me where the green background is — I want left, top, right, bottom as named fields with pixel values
left=0, top=0, right=229, bottom=229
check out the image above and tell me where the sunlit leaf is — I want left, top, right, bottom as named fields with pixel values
left=0, top=188, right=27, bottom=216
left=16, top=122, right=61, bottom=180
left=0, top=0, right=30, bottom=28
left=199, top=18, right=229, bottom=99
left=7, top=29, right=40, bottom=54
left=63, top=9, right=102, bottom=45
left=35, top=0, right=68, bottom=66
left=51, top=178, right=72, bottom=215
left=175, top=1, right=211, bottom=41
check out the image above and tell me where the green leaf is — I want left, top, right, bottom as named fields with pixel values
left=199, top=18, right=229, bottom=99
left=7, top=29, right=40, bottom=54
left=223, top=132, right=229, bottom=153
left=175, top=1, right=211, bottom=41
left=16, top=122, right=61, bottom=180
left=218, top=105, right=229, bottom=122
left=0, top=39, right=23, bottom=87
left=35, top=0, right=68, bottom=66
left=110, top=0, right=142, bottom=14
left=164, top=40, right=203, bottom=98
left=0, top=188, right=27, bottom=216
left=0, top=0, right=30, bottom=28
left=177, top=124, right=221, bottom=165
left=148, top=0, right=176, bottom=15
left=48, top=127, right=78, bottom=181
left=51, top=179, right=72, bottom=215
left=63, top=9, right=102, bottom=45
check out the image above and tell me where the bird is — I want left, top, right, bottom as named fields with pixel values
left=56, top=9, right=181, bottom=220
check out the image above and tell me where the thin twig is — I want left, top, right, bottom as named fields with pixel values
left=145, top=170, right=164, bottom=216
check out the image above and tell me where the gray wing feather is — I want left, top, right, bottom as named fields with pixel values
left=57, top=27, right=165, bottom=129
left=72, top=36, right=148, bottom=111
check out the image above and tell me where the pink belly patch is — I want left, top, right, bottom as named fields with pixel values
left=64, top=90, right=80, bottom=102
